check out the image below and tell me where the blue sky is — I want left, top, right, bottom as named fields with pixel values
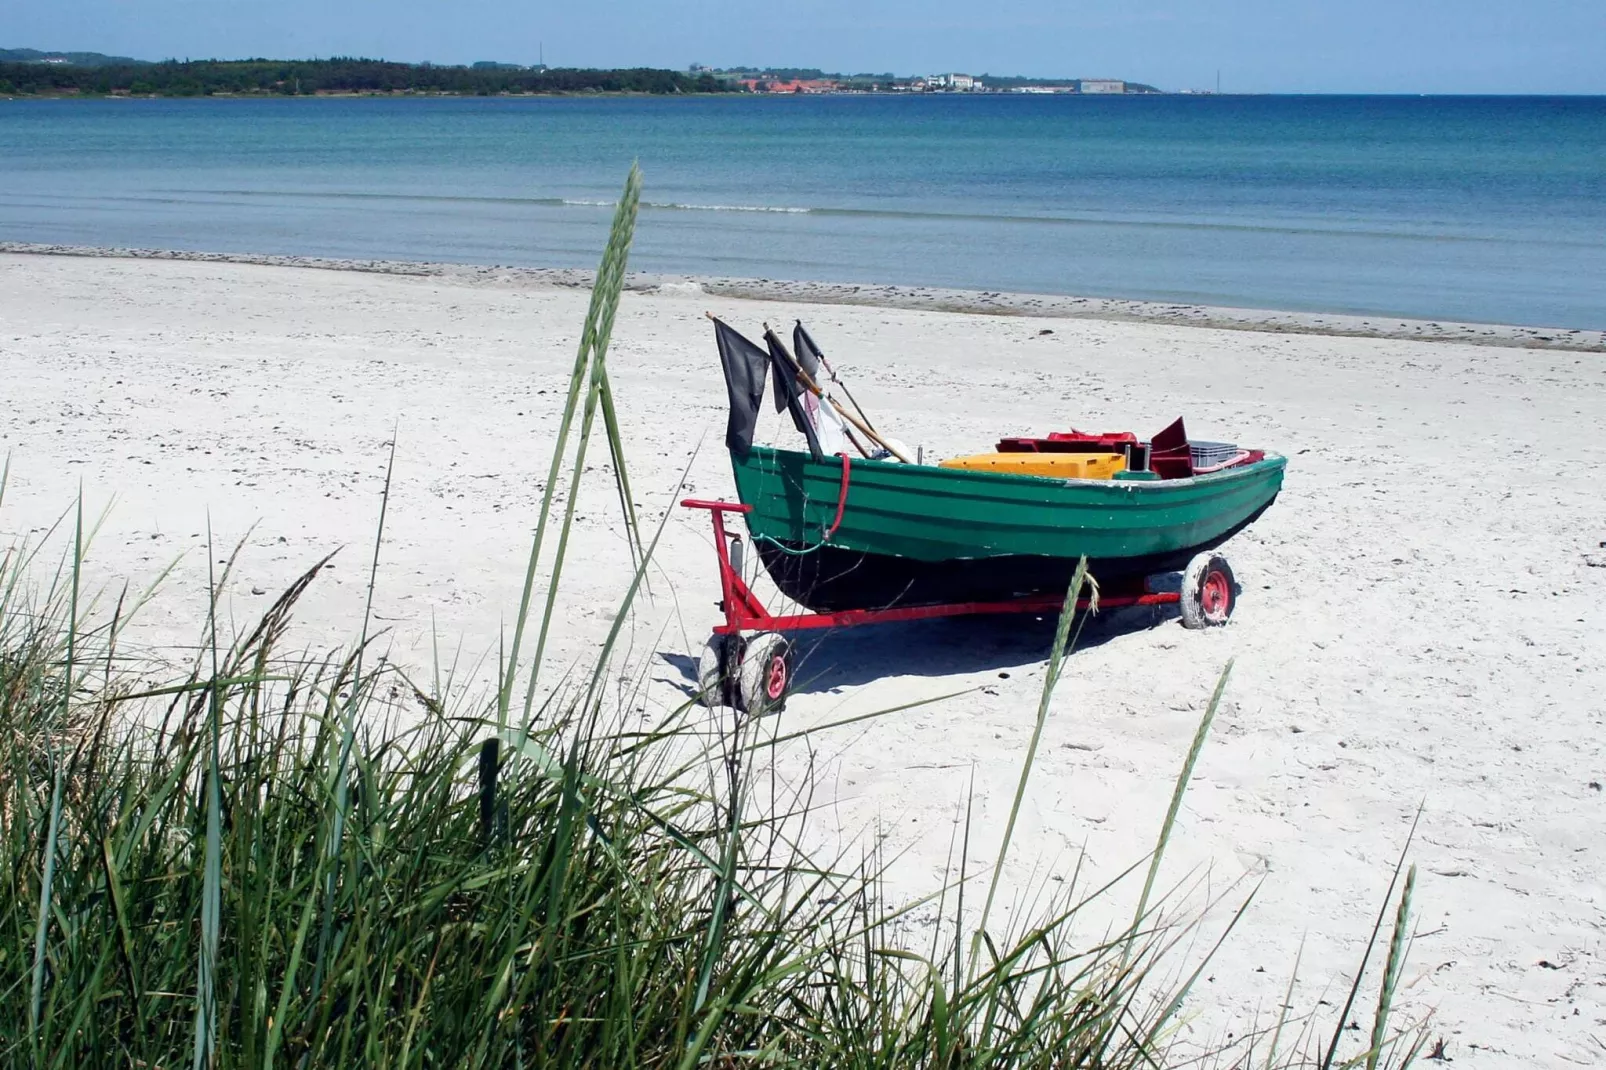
left=6, top=1, right=1601, bottom=93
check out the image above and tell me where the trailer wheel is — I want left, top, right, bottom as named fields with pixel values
left=738, top=633, right=793, bottom=715
left=1180, top=553, right=1236, bottom=629
left=697, top=634, right=738, bottom=707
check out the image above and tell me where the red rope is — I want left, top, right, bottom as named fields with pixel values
left=823, top=452, right=852, bottom=540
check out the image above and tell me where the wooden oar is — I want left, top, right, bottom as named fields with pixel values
left=760, top=321, right=913, bottom=463
left=760, top=327, right=871, bottom=459
left=796, top=319, right=880, bottom=441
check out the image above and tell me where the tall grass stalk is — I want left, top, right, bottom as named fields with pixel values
left=1129, top=658, right=1234, bottom=953
left=310, top=431, right=396, bottom=1003
left=523, top=163, right=644, bottom=720
left=970, top=557, right=1090, bottom=978
left=28, top=491, right=80, bottom=1059
left=27, top=762, right=62, bottom=1051
left=192, top=521, right=224, bottom=1070
left=1366, top=864, right=1416, bottom=1070
left=1264, top=935, right=1306, bottom=1068
left=1321, top=806, right=1423, bottom=1070
left=500, top=163, right=643, bottom=729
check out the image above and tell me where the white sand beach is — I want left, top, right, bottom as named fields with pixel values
left=3, top=250, right=1604, bottom=1064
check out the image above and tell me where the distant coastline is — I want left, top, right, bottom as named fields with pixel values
left=4, top=241, right=1600, bottom=352
left=0, top=52, right=1160, bottom=98
left=0, top=58, right=732, bottom=98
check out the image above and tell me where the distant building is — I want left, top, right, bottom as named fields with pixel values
left=917, top=73, right=979, bottom=91
left=739, top=78, right=839, bottom=94
left=1080, top=79, right=1125, bottom=94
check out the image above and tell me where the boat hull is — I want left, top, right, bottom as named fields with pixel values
left=731, top=446, right=1285, bottom=612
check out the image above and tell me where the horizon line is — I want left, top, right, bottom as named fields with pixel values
left=3, top=49, right=1602, bottom=95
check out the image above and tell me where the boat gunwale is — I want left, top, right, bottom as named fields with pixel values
left=740, top=445, right=1287, bottom=495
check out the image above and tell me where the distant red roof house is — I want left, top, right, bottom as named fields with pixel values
left=739, top=79, right=839, bottom=94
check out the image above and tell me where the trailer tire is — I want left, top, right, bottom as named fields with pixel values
left=1180, top=553, right=1236, bottom=629
left=698, top=635, right=736, bottom=707
left=738, top=633, right=793, bottom=715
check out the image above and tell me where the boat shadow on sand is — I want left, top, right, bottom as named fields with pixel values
left=657, top=574, right=1186, bottom=698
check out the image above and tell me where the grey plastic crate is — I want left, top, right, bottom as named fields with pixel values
left=1189, top=440, right=1239, bottom=468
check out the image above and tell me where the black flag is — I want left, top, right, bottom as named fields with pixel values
left=774, top=324, right=820, bottom=413
left=713, top=319, right=769, bottom=456
left=796, top=320, right=868, bottom=456
left=766, top=330, right=824, bottom=461
left=792, top=321, right=823, bottom=383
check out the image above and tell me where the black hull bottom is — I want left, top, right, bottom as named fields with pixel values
left=751, top=504, right=1270, bottom=613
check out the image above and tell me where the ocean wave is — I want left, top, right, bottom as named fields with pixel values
left=136, top=188, right=1586, bottom=249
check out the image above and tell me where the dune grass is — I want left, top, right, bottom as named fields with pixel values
left=0, top=169, right=1425, bottom=1068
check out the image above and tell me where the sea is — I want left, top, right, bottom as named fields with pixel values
left=2, top=94, right=1604, bottom=329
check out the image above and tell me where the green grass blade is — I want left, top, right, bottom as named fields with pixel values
left=193, top=519, right=224, bottom=1070
left=523, top=163, right=643, bottom=722
left=971, top=557, right=1088, bottom=977
left=29, top=760, right=64, bottom=1053
left=99, top=836, right=142, bottom=1006
left=692, top=784, right=743, bottom=1014
left=1365, top=863, right=1416, bottom=1070
left=311, top=437, right=396, bottom=1000
left=1321, top=804, right=1423, bottom=1070
left=502, top=162, right=643, bottom=728
left=954, top=769, right=976, bottom=995
left=29, top=490, right=82, bottom=1059
left=263, top=877, right=322, bottom=1069
left=598, top=374, right=645, bottom=573
left=1265, top=934, right=1305, bottom=1068
left=1129, top=658, right=1233, bottom=947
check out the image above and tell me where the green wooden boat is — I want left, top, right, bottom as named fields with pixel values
left=732, top=445, right=1287, bottom=612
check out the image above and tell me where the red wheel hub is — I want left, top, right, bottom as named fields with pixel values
left=1200, top=569, right=1231, bottom=621
left=765, top=655, right=788, bottom=700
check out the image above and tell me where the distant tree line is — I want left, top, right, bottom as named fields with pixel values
left=0, top=58, right=735, bottom=97
left=0, top=48, right=145, bottom=66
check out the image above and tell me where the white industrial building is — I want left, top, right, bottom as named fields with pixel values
left=922, top=73, right=980, bottom=91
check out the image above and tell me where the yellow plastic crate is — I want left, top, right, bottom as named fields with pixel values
left=938, top=452, right=1128, bottom=480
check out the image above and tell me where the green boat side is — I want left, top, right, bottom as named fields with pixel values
left=730, top=446, right=1287, bottom=565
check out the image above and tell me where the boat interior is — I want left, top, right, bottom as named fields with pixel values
left=940, top=417, right=1265, bottom=481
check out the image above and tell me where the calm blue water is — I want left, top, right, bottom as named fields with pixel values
left=3, top=95, right=1604, bottom=328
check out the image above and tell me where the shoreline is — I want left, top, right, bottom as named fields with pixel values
left=0, top=89, right=735, bottom=100
left=4, top=240, right=1603, bottom=352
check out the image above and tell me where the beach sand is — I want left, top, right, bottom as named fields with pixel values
left=3, top=250, right=1604, bottom=1065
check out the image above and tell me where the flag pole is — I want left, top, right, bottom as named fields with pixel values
left=762, top=327, right=872, bottom=459
left=796, top=320, right=879, bottom=439
left=759, top=320, right=912, bottom=463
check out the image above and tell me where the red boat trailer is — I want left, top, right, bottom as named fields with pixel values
left=682, top=498, right=1180, bottom=635
left=680, top=498, right=1233, bottom=715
